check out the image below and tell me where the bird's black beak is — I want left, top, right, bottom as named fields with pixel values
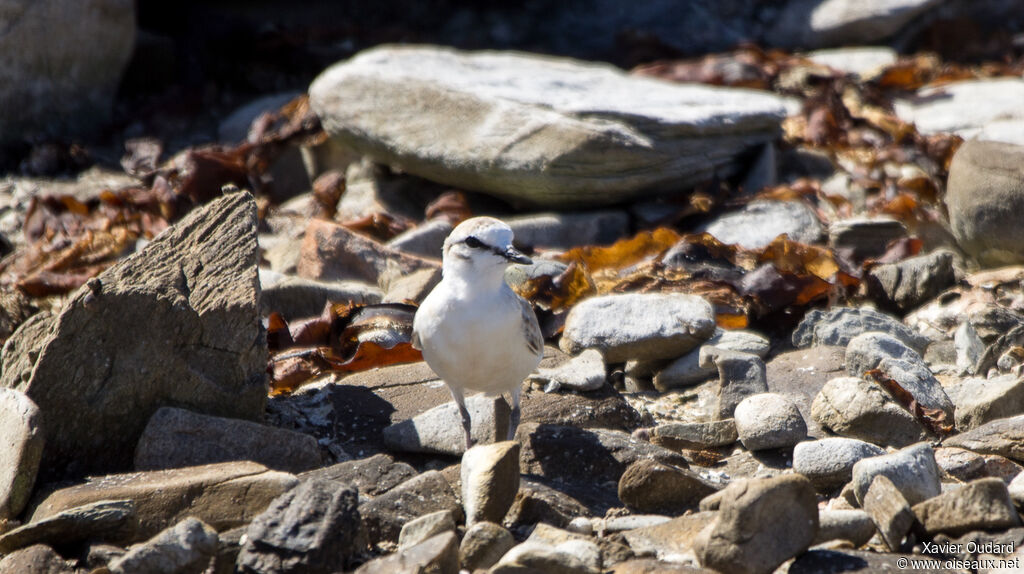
left=502, top=245, right=532, bottom=265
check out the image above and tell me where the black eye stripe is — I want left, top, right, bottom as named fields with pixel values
left=464, top=236, right=485, bottom=249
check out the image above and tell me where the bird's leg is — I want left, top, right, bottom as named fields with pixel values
left=508, top=386, right=521, bottom=441
left=450, top=388, right=475, bottom=450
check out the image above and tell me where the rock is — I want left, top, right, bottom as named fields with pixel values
left=609, top=560, right=716, bottom=573
left=382, top=267, right=443, bottom=305
left=462, top=441, right=520, bottom=528
left=560, top=293, right=715, bottom=362
left=805, top=47, right=898, bottom=78
left=862, top=475, right=915, bottom=551
left=912, top=478, right=1021, bottom=537
left=642, top=420, right=738, bottom=451
left=792, top=307, right=929, bottom=352
left=789, top=548, right=960, bottom=573
left=652, top=329, right=770, bottom=391
left=261, top=275, right=382, bottom=320
left=525, top=523, right=631, bottom=569
left=828, top=218, right=908, bottom=262
left=310, top=45, right=787, bottom=209
left=793, top=438, right=886, bottom=491
left=504, top=259, right=570, bottom=292
left=219, top=93, right=309, bottom=202
left=0, top=288, right=36, bottom=344
left=398, top=510, right=455, bottom=551
left=700, top=348, right=768, bottom=420
left=383, top=394, right=511, bottom=456
left=507, top=211, right=631, bottom=250
left=360, top=470, right=462, bottom=544
left=945, top=140, right=1024, bottom=267
left=220, top=92, right=302, bottom=142
left=135, top=407, right=322, bottom=473
left=495, top=541, right=599, bottom=574
left=815, top=509, right=875, bottom=547
left=210, top=527, right=245, bottom=574
left=693, top=475, right=818, bottom=574
left=768, top=0, right=944, bottom=48
left=1009, top=472, right=1024, bottom=507
left=236, top=479, right=360, bottom=574
left=845, top=331, right=953, bottom=417
left=733, top=393, right=807, bottom=451
left=954, top=321, right=986, bottom=375
left=0, top=389, right=43, bottom=519
left=851, top=442, right=941, bottom=506
left=505, top=478, right=592, bottom=528
left=530, top=349, right=607, bottom=393
left=934, top=447, right=986, bottom=482
left=944, top=414, right=1024, bottom=463
left=385, top=219, right=453, bottom=260
left=864, top=250, right=958, bottom=313
left=698, top=200, right=823, bottom=250
left=354, top=531, right=459, bottom=574
left=0, top=499, right=133, bottom=554
left=947, top=375, right=1024, bottom=431
left=620, top=512, right=716, bottom=562
left=0, top=544, right=76, bottom=574
left=0, top=0, right=135, bottom=144
left=299, top=454, right=416, bottom=497
left=765, top=346, right=847, bottom=439
left=0, top=192, right=267, bottom=480
left=109, top=517, right=217, bottom=574
left=29, top=461, right=297, bottom=545
left=811, top=376, right=926, bottom=447
left=521, top=380, right=640, bottom=431
left=517, top=423, right=689, bottom=485
left=895, top=79, right=1024, bottom=145
left=617, top=459, right=719, bottom=515
left=460, top=521, right=515, bottom=571
left=298, top=218, right=439, bottom=286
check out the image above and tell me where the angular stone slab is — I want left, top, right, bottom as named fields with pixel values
left=912, top=478, right=1021, bottom=537
left=309, top=45, right=787, bottom=208
left=0, top=192, right=267, bottom=479
left=0, top=499, right=134, bottom=554
left=135, top=406, right=323, bottom=473
left=29, top=461, right=297, bottom=545
left=944, top=414, right=1024, bottom=463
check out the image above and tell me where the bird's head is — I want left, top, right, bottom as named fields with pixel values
left=442, top=216, right=532, bottom=279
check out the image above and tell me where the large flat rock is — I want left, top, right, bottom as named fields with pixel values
left=309, top=45, right=787, bottom=208
left=0, top=192, right=267, bottom=479
left=29, top=461, right=296, bottom=545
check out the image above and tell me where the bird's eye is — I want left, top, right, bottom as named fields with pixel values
left=464, top=236, right=484, bottom=248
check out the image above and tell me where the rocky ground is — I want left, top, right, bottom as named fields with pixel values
left=3, top=2, right=1024, bottom=574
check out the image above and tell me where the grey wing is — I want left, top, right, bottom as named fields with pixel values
left=519, top=297, right=544, bottom=357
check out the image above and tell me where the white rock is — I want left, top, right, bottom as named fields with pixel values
left=309, top=45, right=787, bottom=208
left=734, top=393, right=807, bottom=451
left=698, top=200, right=823, bottom=250
left=894, top=79, right=1024, bottom=145
left=805, top=47, right=898, bottom=78
left=560, top=293, right=715, bottom=363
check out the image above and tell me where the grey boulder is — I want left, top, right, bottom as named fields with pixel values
left=560, top=293, right=715, bottom=363
left=309, top=45, right=787, bottom=208
left=0, top=191, right=267, bottom=479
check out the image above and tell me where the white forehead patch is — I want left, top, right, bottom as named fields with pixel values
left=447, top=216, right=514, bottom=249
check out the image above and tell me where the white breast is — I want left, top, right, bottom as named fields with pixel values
left=414, top=283, right=541, bottom=395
